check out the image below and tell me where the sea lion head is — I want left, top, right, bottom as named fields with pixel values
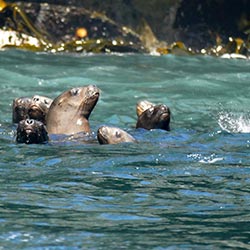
left=136, top=104, right=171, bottom=131
left=12, top=97, right=32, bottom=123
left=97, top=126, right=136, bottom=144
left=46, top=85, right=100, bottom=135
left=32, top=95, right=53, bottom=109
left=16, top=119, right=49, bottom=144
left=28, top=95, right=53, bottom=124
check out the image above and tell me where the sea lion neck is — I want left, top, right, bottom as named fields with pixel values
left=81, top=91, right=100, bottom=119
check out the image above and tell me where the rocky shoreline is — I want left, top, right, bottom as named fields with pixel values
left=0, top=1, right=249, bottom=57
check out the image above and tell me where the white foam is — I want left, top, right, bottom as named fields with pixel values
left=218, top=112, right=250, bottom=133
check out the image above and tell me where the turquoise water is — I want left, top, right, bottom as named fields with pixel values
left=1, top=50, right=250, bottom=249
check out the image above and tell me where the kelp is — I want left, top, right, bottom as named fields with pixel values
left=155, top=38, right=249, bottom=58
left=200, top=37, right=249, bottom=58
left=156, top=41, right=194, bottom=56
left=0, top=0, right=143, bottom=53
left=0, top=0, right=53, bottom=50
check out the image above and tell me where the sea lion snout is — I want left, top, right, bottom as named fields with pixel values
left=88, top=84, right=97, bottom=90
left=158, top=105, right=170, bottom=117
left=25, top=119, right=34, bottom=125
left=28, top=97, right=51, bottom=124
left=160, top=105, right=169, bottom=112
left=86, top=85, right=100, bottom=98
left=23, top=119, right=35, bottom=134
left=97, top=126, right=108, bottom=144
left=22, top=119, right=38, bottom=133
left=16, top=119, right=49, bottom=144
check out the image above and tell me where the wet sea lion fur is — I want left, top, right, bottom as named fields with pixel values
left=97, top=126, right=136, bottom=144
left=136, top=104, right=171, bottom=131
left=28, top=95, right=53, bottom=124
left=46, top=85, right=100, bottom=135
left=136, top=100, right=155, bottom=117
left=16, top=119, right=49, bottom=144
left=12, top=97, right=32, bottom=123
left=12, top=95, right=53, bottom=124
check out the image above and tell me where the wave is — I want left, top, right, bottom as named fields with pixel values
left=218, top=111, right=250, bottom=133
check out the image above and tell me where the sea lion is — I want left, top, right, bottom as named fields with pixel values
left=97, top=126, right=136, bottom=144
left=136, top=100, right=155, bottom=117
left=136, top=104, right=171, bottom=131
left=12, top=97, right=32, bottom=123
left=28, top=95, right=53, bottom=124
left=12, top=95, right=53, bottom=124
left=46, top=85, right=100, bottom=135
left=16, top=119, right=49, bottom=144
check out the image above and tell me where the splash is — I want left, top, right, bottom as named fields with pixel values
left=218, top=111, right=250, bottom=133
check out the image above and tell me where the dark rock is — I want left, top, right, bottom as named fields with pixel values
left=2, top=0, right=250, bottom=52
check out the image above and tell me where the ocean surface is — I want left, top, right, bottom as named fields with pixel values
left=1, top=50, right=250, bottom=249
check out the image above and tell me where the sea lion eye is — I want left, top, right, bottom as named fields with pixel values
left=161, top=105, right=167, bottom=111
left=148, top=107, right=154, bottom=114
left=71, top=88, right=80, bottom=96
left=115, top=131, right=121, bottom=138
